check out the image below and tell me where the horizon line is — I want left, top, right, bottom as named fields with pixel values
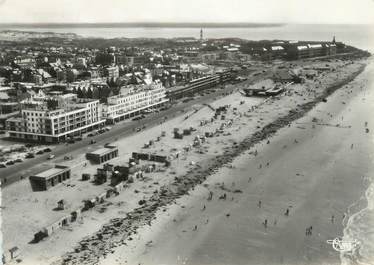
left=0, top=22, right=372, bottom=28
left=0, top=22, right=285, bottom=28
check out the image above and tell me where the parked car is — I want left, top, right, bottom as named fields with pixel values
left=90, top=139, right=96, bottom=144
left=36, top=150, right=44, bottom=155
left=47, top=154, right=55, bottom=160
left=75, top=137, right=83, bottom=141
left=136, top=127, right=142, bottom=132
left=43, top=148, right=52, bottom=152
left=14, top=158, right=23, bottom=163
left=0, top=163, right=6, bottom=168
left=132, top=114, right=145, bottom=121
left=142, top=109, right=152, bottom=114
left=25, top=153, right=35, bottom=158
left=5, top=160, right=14, bottom=165
left=182, top=98, right=193, bottom=103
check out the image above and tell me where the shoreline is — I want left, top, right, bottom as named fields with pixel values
left=341, top=172, right=374, bottom=265
left=99, top=58, right=374, bottom=265
left=59, top=59, right=369, bottom=265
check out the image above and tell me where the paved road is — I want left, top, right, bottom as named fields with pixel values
left=0, top=84, right=239, bottom=187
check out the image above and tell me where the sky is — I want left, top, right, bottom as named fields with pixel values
left=0, top=0, right=373, bottom=24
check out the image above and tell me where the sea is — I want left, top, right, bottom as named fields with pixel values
left=341, top=59, right=374, bottom=265
left=1, top=23, right=374, bottom=265
left=1, top=23, right=374, bottom=53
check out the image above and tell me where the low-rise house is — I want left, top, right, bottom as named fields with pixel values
left=86, top=145, right=119, bottom=164
left=29, top=165, right=71, bottom=191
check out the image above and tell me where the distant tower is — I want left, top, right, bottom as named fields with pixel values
left=332, top=36, right=336, bottom=44
left=200, top=28, right=203, bottom=42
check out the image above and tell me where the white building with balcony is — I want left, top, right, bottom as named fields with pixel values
left=6, top=94, right=104, bottom=143
left=102, top=81, right=168, bottom=124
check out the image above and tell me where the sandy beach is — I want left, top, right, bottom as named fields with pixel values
left=98, top=59, right=374, bottom=265
left=1, top=57, right=372, bottom=265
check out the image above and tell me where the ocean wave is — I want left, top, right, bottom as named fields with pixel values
left=341, top=179, right=374, bottom=265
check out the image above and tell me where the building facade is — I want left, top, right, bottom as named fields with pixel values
left=6, top=94, right=104, bottom=142
left=86, top=145, right=119, bottom=164
left=102, top=81, right=168, bottom=124
left=105, top=66, right=119, bottom=81
left=29, top=165, right=71, bottom=191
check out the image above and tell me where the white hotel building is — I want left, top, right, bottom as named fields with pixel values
left=6, top=94, right=104, bottom=143
left=102, top=81, right=168, bottom=124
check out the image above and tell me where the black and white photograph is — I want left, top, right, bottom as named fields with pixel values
left=0, top=0, right=373, bottom=264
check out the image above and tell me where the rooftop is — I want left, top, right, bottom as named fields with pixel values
left=88, top=146, right=118, bottom=156
left=32, top=166, right=70, bottom=180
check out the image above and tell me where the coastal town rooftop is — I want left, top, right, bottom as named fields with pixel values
left=33, top=167, right=69, bottom=180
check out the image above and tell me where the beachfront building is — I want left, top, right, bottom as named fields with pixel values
left=102, top=81, right=168, bottom=124
left=270, top=46, right=286, bottom=60
left=307, top=44, right=325, bottom=57
left=6, top=93, right=104, bottom=143
left=29, top=165, right=71, bottom=191
left=167, top=69, right=235, bottom=100
left=286, top=42, right=338, bottom=60
left=325, top=43, right=337, bottom=56
left=86, top=144, right=119, bottom=164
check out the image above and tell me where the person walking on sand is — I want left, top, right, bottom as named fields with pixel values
left=208, top=191, right=213, bottom=201
left=331, top=215, right=335, bottom=224
left=285, top=208, right=289, bottom=216
left=264, top=219, right=268, bottom=228
left=248, top=177, right=252, bottom=182
left=258, top=200, right=262, bottom=208
left=193, top=225, right=198, bottom=231
left=202, top=205, right=206, bottom=211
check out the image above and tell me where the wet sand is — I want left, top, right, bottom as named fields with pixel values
left=99, top=59, right=374, bottom=265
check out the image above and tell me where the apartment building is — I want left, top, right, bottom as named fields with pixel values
left=102, top=81, right=168, bottom=124
left=167, top=70, right=235, bottom=100
left=105, top=66, right=119, bottom=81
left=287, top=42, right=338, bottom=60
left=6, top=94, right=104, bottom=143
